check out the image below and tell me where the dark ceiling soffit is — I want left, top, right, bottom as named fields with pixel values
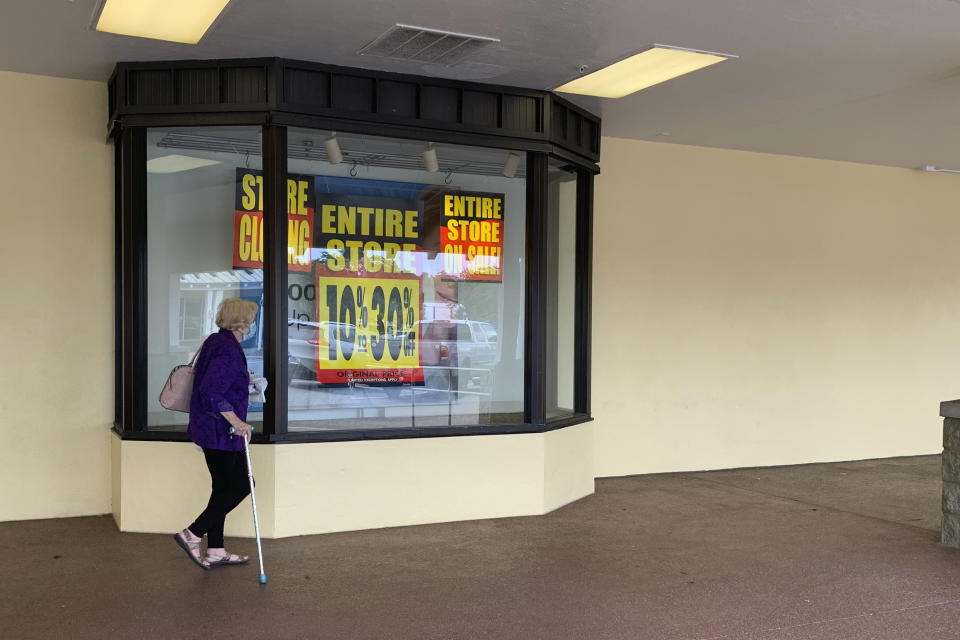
left=107, top=57, right=601, bottom=165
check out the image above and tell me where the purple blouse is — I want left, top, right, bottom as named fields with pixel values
left=187, top=329, right=249, bottom=452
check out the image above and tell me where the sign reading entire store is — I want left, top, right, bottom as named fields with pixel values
left=439, top=191, right=505, bottom=282
left=232, top=168, right=505, bottom=385
left=312, top=188, right=423, bottom=384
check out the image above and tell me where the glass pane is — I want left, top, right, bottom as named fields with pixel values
left=284, top=129, right=526, bottom=431
left=546, top=160, right=577, bottom=419
left=146, top=126, right=264, bottom=433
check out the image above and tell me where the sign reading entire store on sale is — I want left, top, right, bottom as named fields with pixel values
left=232, top=169, right=506, bottom=385
left=439, top=191, right=506, bottom=283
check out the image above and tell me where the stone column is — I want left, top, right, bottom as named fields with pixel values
left=941, top=401, right=960, bottom=547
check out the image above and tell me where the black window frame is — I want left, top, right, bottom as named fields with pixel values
left=110, top=58, right=598, bottom=444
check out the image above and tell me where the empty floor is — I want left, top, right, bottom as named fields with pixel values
left=2, top=455, right=956, bottom=639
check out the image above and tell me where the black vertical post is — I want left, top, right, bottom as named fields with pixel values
left=113, top=139, right=123, bottom=431
left=121, top=127, right=148, bottom=431
left=525, top=152, right=548, bottom=426
left=544, top=173, right=560, bottom=416
left=574, top=170, right=594, bottom=416
left=262, top=125, right=288, bottom=437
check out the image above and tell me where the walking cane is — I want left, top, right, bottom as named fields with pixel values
left=231, top=427, right=267, bottom=584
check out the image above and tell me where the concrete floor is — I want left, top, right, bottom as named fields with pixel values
left=2, top=455, right=957, bottom=639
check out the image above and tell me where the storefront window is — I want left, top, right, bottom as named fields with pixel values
left=283, top=129, right=526, bottom=431
left=113, top=58, right=599, bottom=441
left=146, top=126, right=264, bottom=432
left=546, top=160, right=577, bottom=419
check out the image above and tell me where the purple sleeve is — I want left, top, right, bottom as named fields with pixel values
left=197, top=343, right=237, bottom=414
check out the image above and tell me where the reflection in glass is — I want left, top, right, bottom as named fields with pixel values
left=145, top=127, right=264, bottom=432
left=284, top=130, right=527, bottom=431
left=546, top=160, right=578, bottom=420
left=143, top=127, right=530, bottom=433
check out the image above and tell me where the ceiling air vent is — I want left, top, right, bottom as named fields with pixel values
left=358, top=24, right=499, bottom=66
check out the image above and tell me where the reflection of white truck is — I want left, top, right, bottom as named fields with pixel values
left=418, top=320, right=498, bottom=371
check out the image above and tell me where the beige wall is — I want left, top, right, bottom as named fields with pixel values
left=0, top=71, right=113, bottom=521
left=543, top=422, right=594, bottom=511
left=593, top=137, right=960, bottom=477
left=113, top=436, right=277, bottom=537
left=113, top=427, right=595, bottom=537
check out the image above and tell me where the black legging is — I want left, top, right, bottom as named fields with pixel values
left=188, top=448, right=250, bottom=548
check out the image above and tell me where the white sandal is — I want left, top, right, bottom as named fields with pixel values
left=205, top=550, right=249, bottom=567
left=174, top=529, right=210, bottom=570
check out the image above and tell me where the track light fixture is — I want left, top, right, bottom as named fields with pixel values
left=423, top=143, right=439, bottom=173
left=502, top=152, right=521, bottom=178
left=324, top=133, right=343, bottom=165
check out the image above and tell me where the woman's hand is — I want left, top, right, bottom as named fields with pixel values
left=232, top=422, right=252, bottom=441
left=221, top=410, right=252, bottom=441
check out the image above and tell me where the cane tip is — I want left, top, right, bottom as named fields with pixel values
left=259, top=574, right=267, bottom=584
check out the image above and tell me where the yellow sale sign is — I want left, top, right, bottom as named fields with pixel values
left=313, top=275, right=422, bottom=383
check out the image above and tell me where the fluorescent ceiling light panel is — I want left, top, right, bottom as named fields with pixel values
left=95, top=0, right=232, bottom=44
left=147, top=155, right=221, bottom=174
left=555, top=45, right=736, bottom=98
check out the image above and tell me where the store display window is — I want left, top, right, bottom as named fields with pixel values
left=112, top=58, right=597, bottom=441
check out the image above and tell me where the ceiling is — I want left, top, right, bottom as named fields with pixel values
left=4, top=0, right=960, bottom=170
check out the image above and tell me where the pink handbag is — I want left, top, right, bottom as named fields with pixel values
left=158, top=349, right=200, bottom=412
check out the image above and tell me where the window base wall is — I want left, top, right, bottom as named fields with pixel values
left=110, top=426, right=594, bottom=537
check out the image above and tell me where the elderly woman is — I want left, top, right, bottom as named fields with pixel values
left=173, top=297, right=258, bottom=569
